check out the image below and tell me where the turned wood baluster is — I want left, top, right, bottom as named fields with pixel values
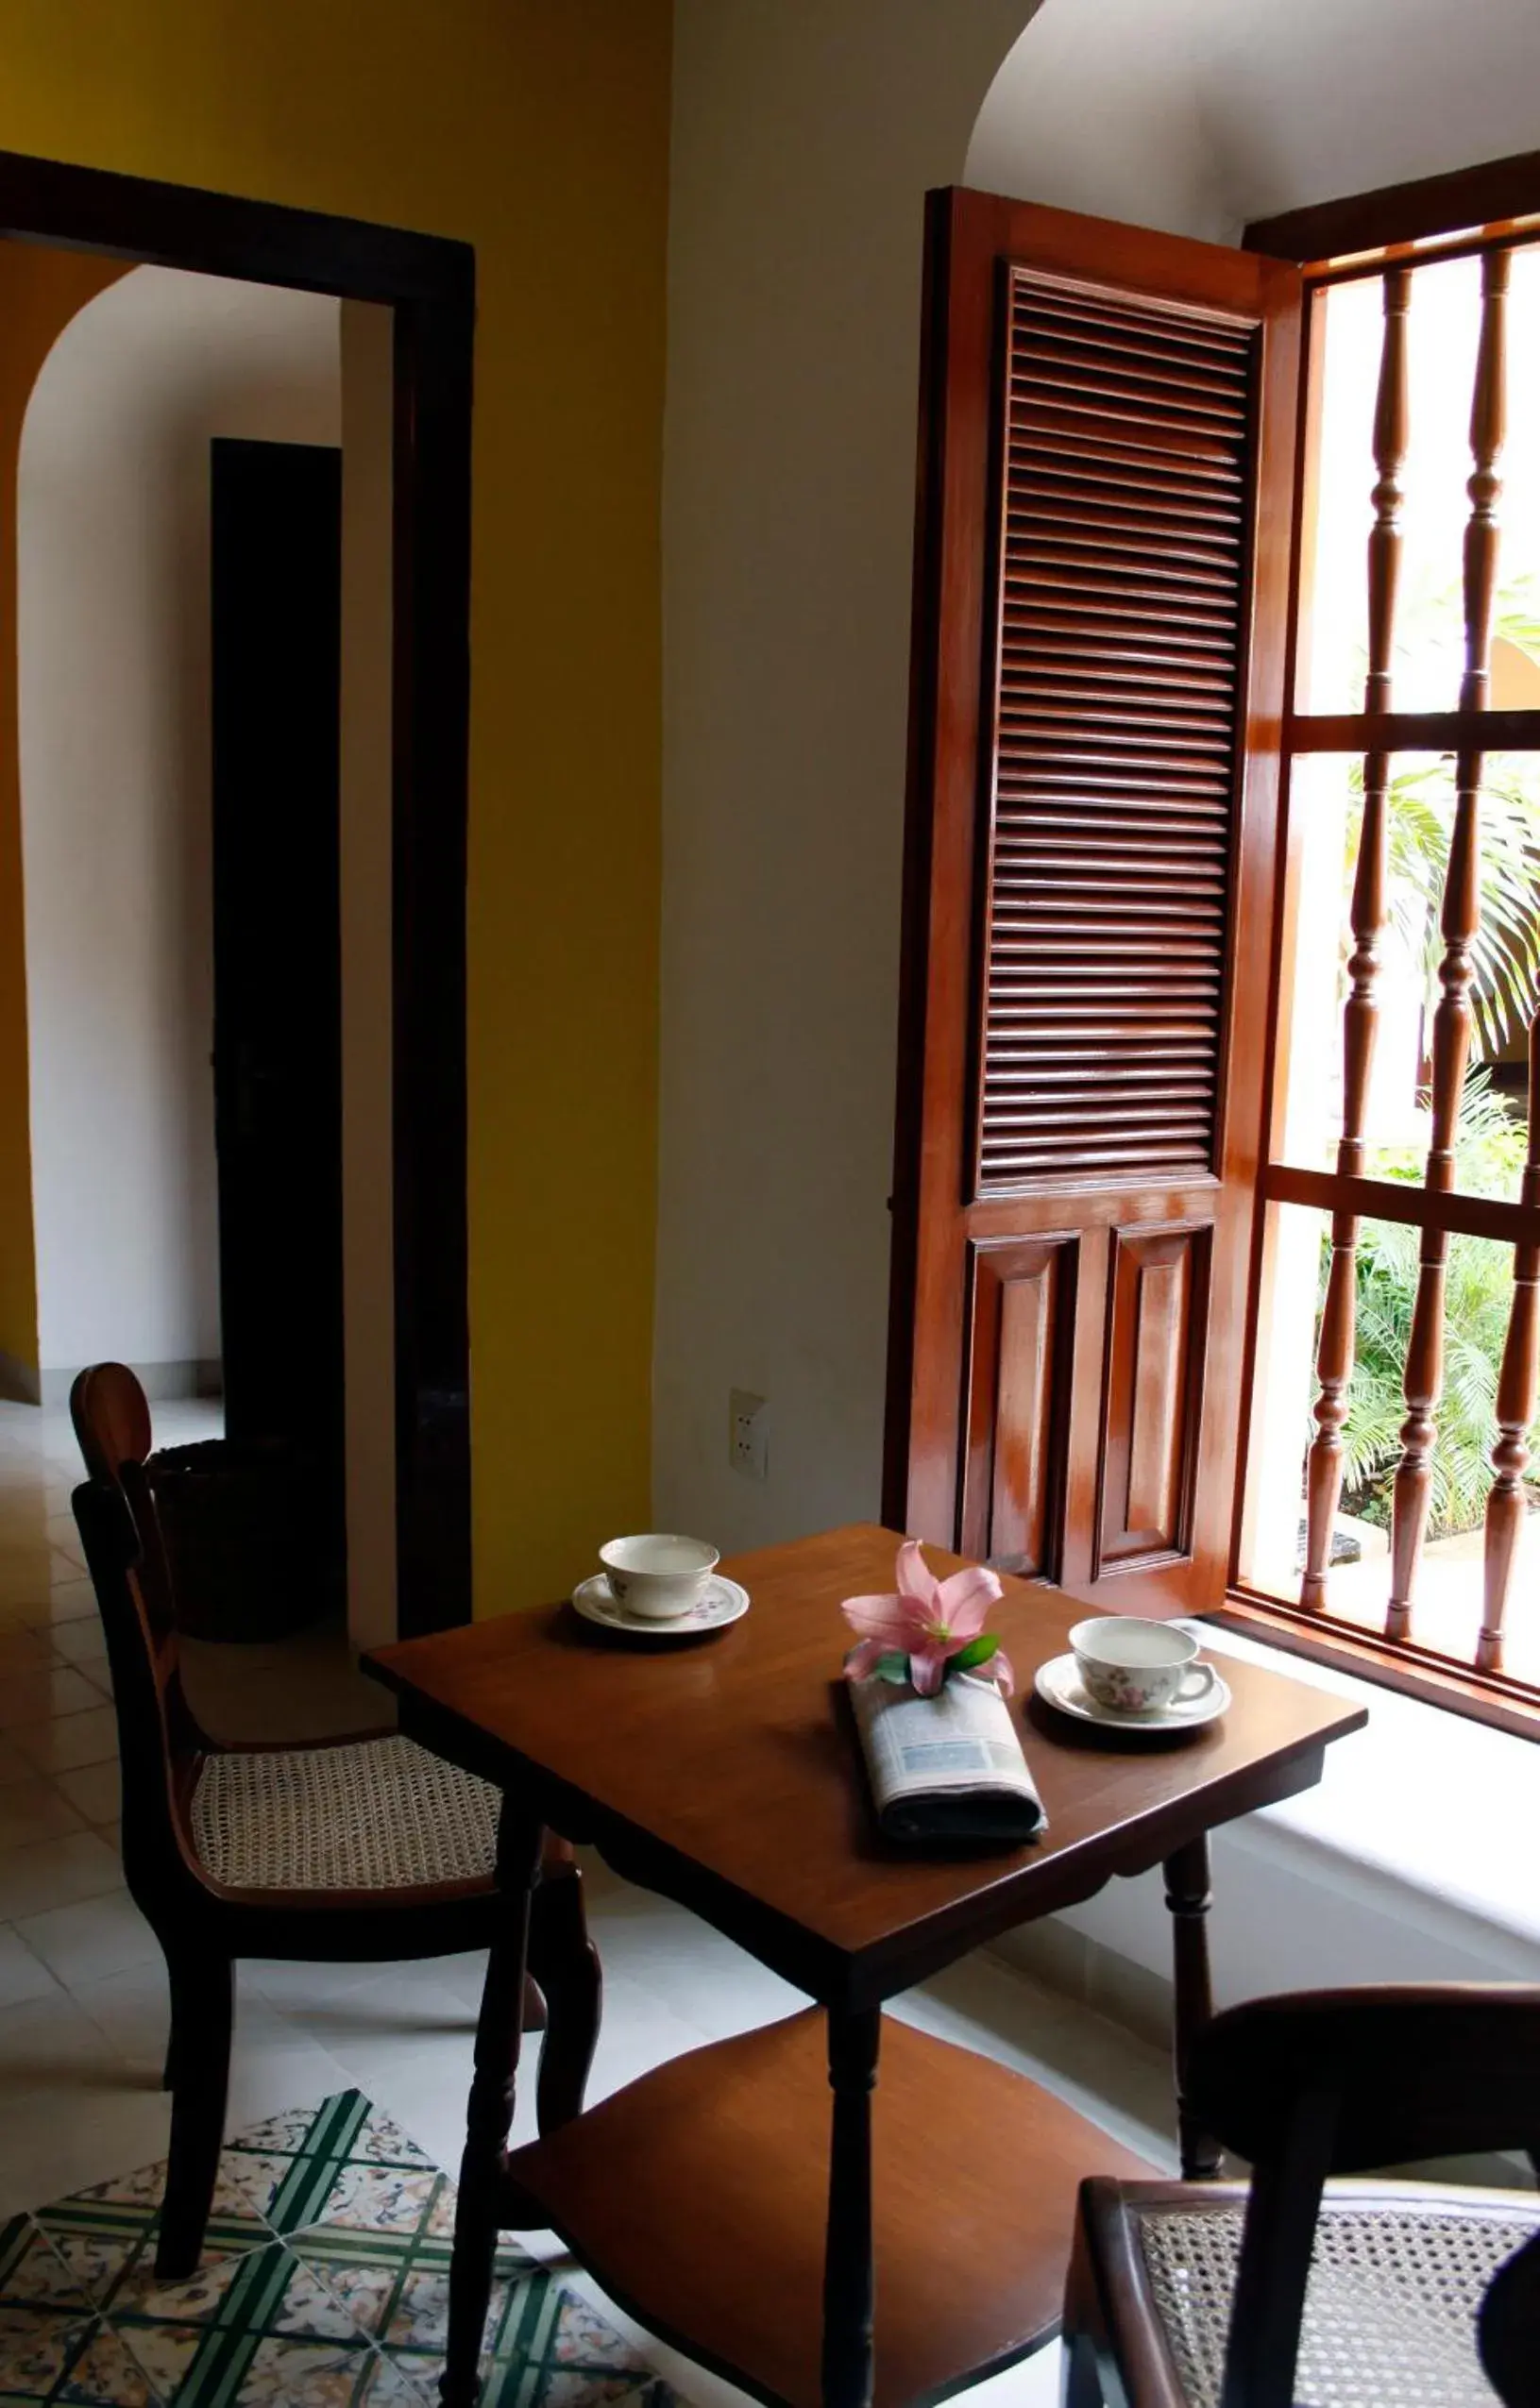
left=1387, top=246, right=1510, bottom=1642
left=1301, top=266, right=1409, bottom=1610
left=1480, top=1014, right=1540, bottom=1670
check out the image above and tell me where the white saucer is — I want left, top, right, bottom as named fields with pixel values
left=1034, top=1652, right=1229, bottom=1734
left=570, top=1572, right=749, bottom=1638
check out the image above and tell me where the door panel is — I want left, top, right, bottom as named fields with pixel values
left=1095, top=1223, right=1209, bottom=1572
left=886, top=188, right=1301, bottom=1615
left=960, top=1236, right=1075, bottom=1575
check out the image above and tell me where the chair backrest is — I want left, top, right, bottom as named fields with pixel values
left=1187, top=1985, right=1540, bottom=2408
left=71, top=1360, right=183, bottom=1662
left=70, top=1361, right=153, bottom=1487
left=71, top=1473, right=213, bottom=1921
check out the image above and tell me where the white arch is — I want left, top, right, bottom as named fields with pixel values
left=967, top=0, right=1540, bottom=243
left=19, top=264, right=339, bottom=1383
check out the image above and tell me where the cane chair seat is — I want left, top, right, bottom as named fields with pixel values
left=192, top=1733, right=499, bottom=1894
left=1128, top=2186, right=1540, bottom=2408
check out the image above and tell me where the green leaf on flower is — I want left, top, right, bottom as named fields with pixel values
left=875, top=1652, right=911, bottom=1684
left=949, top=1632, right=1000, bottom=1673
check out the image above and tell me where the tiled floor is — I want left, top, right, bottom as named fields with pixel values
left=0, top=1395, right=1177, bottom=2407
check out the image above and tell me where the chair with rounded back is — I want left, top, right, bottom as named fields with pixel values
left=70, top=1363, right=601, bottom=2282
left=1061, top=1982, right=1540, bottom=2407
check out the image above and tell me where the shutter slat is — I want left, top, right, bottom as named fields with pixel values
left=1017, top=287, right=1254, bottom=359
left=978, top=267, right=1255, bottom=1190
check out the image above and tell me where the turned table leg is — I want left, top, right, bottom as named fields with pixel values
left=1164, top=1834, right=1222, bottom=2181
left=440, top=1800, right=545, bottom=2408
left=821, top=2004, right=881, bottom=2408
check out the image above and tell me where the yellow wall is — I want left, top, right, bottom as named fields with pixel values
left=0, top=1, right=670, bottom=1597
left=0, top=242, right=127, bottom=1388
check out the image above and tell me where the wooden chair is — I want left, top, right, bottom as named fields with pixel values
left=70, top=1367, right=601, bottom=2283
left=1061, top=1984, right=1540, bottom=2407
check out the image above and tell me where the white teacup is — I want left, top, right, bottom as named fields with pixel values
left=599, top=1533, right=719, bottom=1620
left=1068, top=1615, right=1218, bottom=1716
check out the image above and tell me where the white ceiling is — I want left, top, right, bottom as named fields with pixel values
left=967, top=0, right=1540, bottom=243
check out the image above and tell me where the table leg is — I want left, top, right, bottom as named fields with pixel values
left=440, top=1800, right=544, bottom=2408
left=1163, top=1835, right=1222, bottom=2180
left=821, top=2005, right=881, bottom=2408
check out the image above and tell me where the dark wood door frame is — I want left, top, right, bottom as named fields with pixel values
left=0, top=146, right=474, bottom=1639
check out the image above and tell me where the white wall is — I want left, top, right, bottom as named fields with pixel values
left=968, top=0, right=1540, bottom=242
left=19, top=266, right=340, bottom=1384
left=655, top=0, right=1036, bottom=1547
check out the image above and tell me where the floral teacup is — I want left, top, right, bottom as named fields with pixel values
left=1068, top=1615, right=1218, bottom=1716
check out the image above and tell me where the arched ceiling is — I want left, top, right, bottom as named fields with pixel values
left=967, top=0, right=1540, bottom=243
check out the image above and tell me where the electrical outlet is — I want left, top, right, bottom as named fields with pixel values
left=729, top=1389, right=769, bottom=1481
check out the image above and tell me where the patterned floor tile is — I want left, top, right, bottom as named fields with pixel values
left=0, top=2223, right=91, bottom=2315
left=0, top=2302, right=96, bottom=2400
left=343, top=2115, right=432, bottom=2176
left=222, top=2109, right=320, bottom=2161
left=52, top=2324, right=159, bottom=2406
left=220, top=2335, right=369, bottom=2405
left=1, top=2093, right=682, bottom=2408
left=355, top=2358, right=434, bottom=2405
left=303, top=2166, right=442, bottom=2242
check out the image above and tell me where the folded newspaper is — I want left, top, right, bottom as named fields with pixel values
left=848, top=1670, right=1046, bottom=1844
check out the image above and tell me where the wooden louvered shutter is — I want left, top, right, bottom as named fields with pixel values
left=886, top=190, right=1301, bottom=1617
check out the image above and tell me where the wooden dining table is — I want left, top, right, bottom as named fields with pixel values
left=364, top=1524, right=1367, bottom=2408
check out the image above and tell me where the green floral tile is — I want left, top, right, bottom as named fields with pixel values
left=0, top=2093, right=683, bottom=2408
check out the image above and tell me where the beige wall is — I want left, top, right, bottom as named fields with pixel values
left=654, top=1, right=1034, bottom=1549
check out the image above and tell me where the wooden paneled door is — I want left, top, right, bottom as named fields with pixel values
left=885, top=189, right=1302, bottom=1616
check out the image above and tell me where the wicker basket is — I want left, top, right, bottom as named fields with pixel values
left=144, top=1440, right=336, bottom=1642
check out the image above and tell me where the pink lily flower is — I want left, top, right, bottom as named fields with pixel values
left=842, top=1540, right=1013, bottom=1697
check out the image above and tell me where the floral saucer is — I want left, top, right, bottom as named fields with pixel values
left=1034, top=1651, right=1230, bottom=1735
left=571, top=1572, right=749, bottom=1638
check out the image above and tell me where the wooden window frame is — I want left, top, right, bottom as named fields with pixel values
left=1221, top=150, right=1540, bottom=1738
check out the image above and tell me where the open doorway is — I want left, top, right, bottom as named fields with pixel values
left=14, top=267, right=351, bottom=1632
left=0, top=151, right=473, bottom=1651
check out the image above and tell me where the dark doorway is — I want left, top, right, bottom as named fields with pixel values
left=210, top=437, right=346, bottom=1598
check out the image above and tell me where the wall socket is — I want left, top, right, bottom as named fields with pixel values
left=729, top=1389, right=769, bottom=1481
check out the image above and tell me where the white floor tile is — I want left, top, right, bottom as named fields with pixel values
left=10, top=1702, right=119, bottom=1775
left=0, top=1923, right=62, bottom=2009
left=47, top=1615, right=110, bottom=1666
left=16, top=1887, right=159, bottom=1986
left=0, top=1828, right=124, bottom=1921
left=43, top=1514, right=86, bottom=1566
left=53, top=1759, right=122, bottom=1826
left=0, top=1662, right=108, bottom=1728
left=0, top=1732, right=54, bottom=1787
left=0, top=1628, right=59, bottom=1677
left=0, top=1776, right=85, bottom=1852
left=0, top=1547, right=91, bottom=1605
left=16, top=1575, right=99, bottom=1628
left=62, top=1953, right=172, bottom=2069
